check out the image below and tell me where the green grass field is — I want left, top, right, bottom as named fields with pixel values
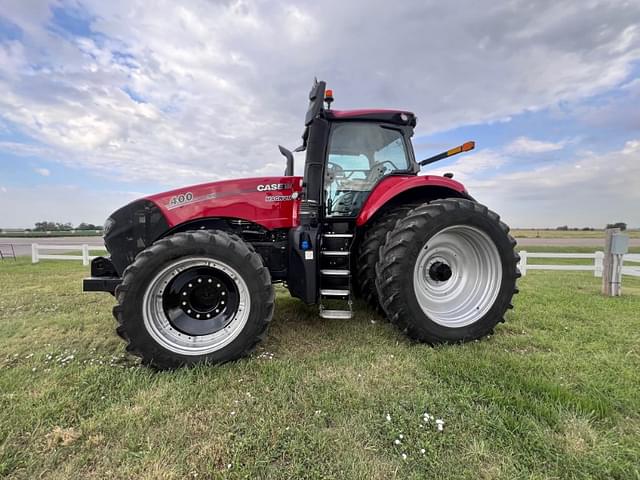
left=1, top=255, right=639, bottom=479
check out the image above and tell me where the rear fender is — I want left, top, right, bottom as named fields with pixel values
left=356, top=175, right=470, bottom=226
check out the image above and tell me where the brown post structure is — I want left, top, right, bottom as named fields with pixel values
left=602, top=228, right=620, bottom=296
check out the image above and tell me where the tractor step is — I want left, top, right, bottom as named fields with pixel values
left=320, top=289, right=350, bottom=296
left=319, top=309, right=353, bottom=319
left=320, top=269, right=350, bottom=276
left=319, top=228, right=355, bottom=320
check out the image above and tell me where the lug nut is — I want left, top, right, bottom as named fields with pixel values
left=196, top=314, right=200, bottom=318
left=188, top=283, right=192, bottom=288
left=216, top=283, right=221, bottom=288
left=198, top=278, right=202, bottom=283
left=182, top=301, right=187, bottom=306
left=182, top=292, right=187, bottom=296
left=208, top=279, right=212, bottom=283
left=187, top=309, right=191, bottom=314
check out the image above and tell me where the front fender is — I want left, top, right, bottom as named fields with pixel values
left=356, top=175, right=468, bottom=226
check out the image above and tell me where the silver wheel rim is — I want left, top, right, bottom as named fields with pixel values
left=413, top=225, right=502, bottom=328
left=142, top=257, right=251, bottom=355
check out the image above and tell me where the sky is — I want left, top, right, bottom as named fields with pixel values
left=0, top=0, right=639, bottom=229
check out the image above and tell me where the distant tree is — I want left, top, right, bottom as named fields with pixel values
left=606, top=222, right=627, bottom=231
left=77, top=222, right=99, bottom=230
left=34, top=221, right=57, bottom=231
left=556, top=225, right=569, bottom=231
left=34, top=221, right=74, bottom=231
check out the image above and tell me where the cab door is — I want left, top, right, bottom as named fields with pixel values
left=324, top=122, right=412, bottom=218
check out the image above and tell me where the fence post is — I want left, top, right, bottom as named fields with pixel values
left=603, top=228, right=623, bottom=296
left=519, top=250, right=527, bottom=276
left=32, top=243, right=39, bottom=264
left=594, top=251, right=604, bottom=277
left=82, top=244, right=90, bottom=266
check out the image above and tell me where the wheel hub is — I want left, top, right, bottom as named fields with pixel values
left=162, top=266, right=239, bottom=336
left=428, top=261, right=452, bottom=282
left=180, top=277, right=228, bottom=318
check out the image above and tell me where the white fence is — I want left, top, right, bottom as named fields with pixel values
left=519, top=251, right=640, bottom=277
left=31, top=244, right=103, bottom=266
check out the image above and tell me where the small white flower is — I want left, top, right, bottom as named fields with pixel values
left=230, top=411, right=236, bottom=416
left=32, top=367, right=36, bottom=372
left=399, top=434, right=404, bottom=439
left=435, top=419, right=444, bottom=431
left=401, top=453, right=407, bottom=460
left=227, top=464, right=232, bottom=469
left=420, top=448, right=426, bottom=454
left=394, top=439, right=401, bottom=445
left=386, top=414, right=391, bottom=422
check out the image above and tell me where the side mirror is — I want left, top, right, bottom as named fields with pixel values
left=279, top=145, right=294, bottom=176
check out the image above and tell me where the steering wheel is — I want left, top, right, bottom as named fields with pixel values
left=375, top=160, right=397, bottom=171
left=367, top=160, right=397, bottom=183
left=327, top=162, right=344, bottom=175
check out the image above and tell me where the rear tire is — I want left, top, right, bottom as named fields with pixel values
left=376, top=199, right=519, bottom=343
left=112, top=230, right=274, bottom=369
left=356, top=205, right=417, bottom=309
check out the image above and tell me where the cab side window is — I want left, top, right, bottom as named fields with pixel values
left=325, top=123, right=410, bottom=217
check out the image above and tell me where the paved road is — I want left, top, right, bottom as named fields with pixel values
left=1, top=235, right=638, bottom=258
left=0, top=236, right=104, bottom=257
left=514, top=237, right=640, bottom=247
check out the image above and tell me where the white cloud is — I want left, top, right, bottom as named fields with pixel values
left=0, top=186, right=7, bottom=193
left=0, top=0, right=638, bottom=189
left=505, top=136, right=566, bottom=154
left=459, top=140, right=640, bottom=228
left=34, top=167, right=50, bottom=176
left=0, top=1, right=639, bottom=228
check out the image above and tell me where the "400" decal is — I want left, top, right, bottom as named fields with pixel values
left=168, top=192, right=193, bottom=208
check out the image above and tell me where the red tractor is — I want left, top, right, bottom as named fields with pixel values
left=84, top=80, right=519, bottom=369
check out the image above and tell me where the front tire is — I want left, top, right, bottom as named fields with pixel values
left=376, top=199, right=519, bottom=343
left=113, top=230, right=274, bottom=369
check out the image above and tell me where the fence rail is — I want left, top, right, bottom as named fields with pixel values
left=31, top=244, right=103, bottom=266
left=518, top=251, right=639, bottom=277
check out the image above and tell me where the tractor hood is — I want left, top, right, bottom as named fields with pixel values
left=144, top=176, right=303, bottom=230
left=102, top=176, right=302, bottom=275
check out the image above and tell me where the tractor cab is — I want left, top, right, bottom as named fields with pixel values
left=290, top=79, right=419, bottom=222
left=286, top=80, right=421, bottom=313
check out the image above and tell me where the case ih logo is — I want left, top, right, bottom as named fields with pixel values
left=256, top=183, right=292, bottom=192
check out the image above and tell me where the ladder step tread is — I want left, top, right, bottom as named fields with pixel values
left=320, top=269, right=350, bottom=276
left=320, top=309, right=353, bottom=319
left=320, top=289, right=350, bottom=296
left=323, top=233, right=353, bottom=238
left=321, top=251, right=349, bottom=256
